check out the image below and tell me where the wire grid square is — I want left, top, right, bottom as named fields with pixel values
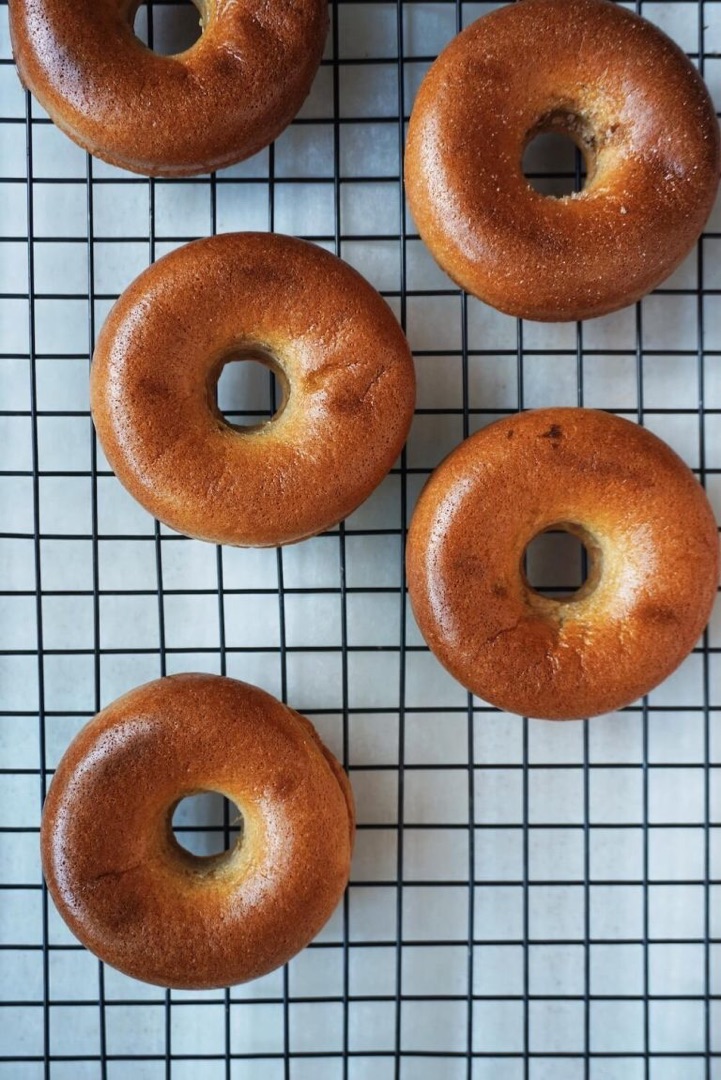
left=0, top=0, right=720, bottom=1075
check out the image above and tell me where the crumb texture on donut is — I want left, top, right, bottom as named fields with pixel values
left=90, top=232, right=415, bottom=548
left=405, top=0, right=720, bottom=320
left=40, top=674, right=355, bottom=988
left=406, top=408, right=719, bottom=719
left=9, top=0, right=329, bottom=176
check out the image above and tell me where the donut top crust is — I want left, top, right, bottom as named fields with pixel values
left=406, top=408, right=720, bottom=719
left=90, top=232, right=416, bottom=548
left=405, top=0, right=720, bottom=320
left=41, top=674, right=355, bottom=989
left=9, top=0, right=328, bottom=176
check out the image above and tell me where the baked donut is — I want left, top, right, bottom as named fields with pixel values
left=90, top=232, right=415, bottom=547
left=9, top=0, right=327, bottom=176
left=405, top=0, right=720, bottom=321
left=41, top=673, right=355, bottom=989
left=406, top=408, right=719, bottom=720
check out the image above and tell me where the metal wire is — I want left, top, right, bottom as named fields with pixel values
left=0, top=0, right=720, bottom=1078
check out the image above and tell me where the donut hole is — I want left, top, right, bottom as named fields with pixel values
left=133, top=0, right=204, bottom=56
left=171, top=792, right=243, bottom=858
left=215, top=351, right=289, bottom=431
left=523, top=525, right=595, bottom=601
left=523, top=114, right=592, bottom=197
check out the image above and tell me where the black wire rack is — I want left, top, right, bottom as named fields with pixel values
left=1, top=0, right=720, bottom=1077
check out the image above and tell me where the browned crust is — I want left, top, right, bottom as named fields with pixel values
left=9, top=0, right=328, bottom=177
left=287, top=708, right=357, bottom=846
left=405, top=0, right=720, bottom=321
left=406, top=408, right=720, bottom=720
left=40, top=673, right=356, bottom=989
left=89, top=232, right=416, bottom=548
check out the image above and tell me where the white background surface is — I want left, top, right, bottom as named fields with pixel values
left=1, top=0, right=721, bottom=1077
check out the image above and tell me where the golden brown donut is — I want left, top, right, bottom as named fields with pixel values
left=41, top=673, right=355, bottom=989
left=9, top=0, right=328, bottom=176
left=90, top=232, right=416, bottom=547
left=406, top=409, right=719, bottom=720
left=405, top=0, right=720, bottom=321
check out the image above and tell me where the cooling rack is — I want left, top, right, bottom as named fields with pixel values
left=1, top=0, right=720, bottom=1077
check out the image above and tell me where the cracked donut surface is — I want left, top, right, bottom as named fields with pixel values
left=405, top=0, right=720, bottom=321
left=41, top=673, right=355, bottom=989
left=90, top=232, right=416, bottom=548
left=406, top=408, right=719, bottom=720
